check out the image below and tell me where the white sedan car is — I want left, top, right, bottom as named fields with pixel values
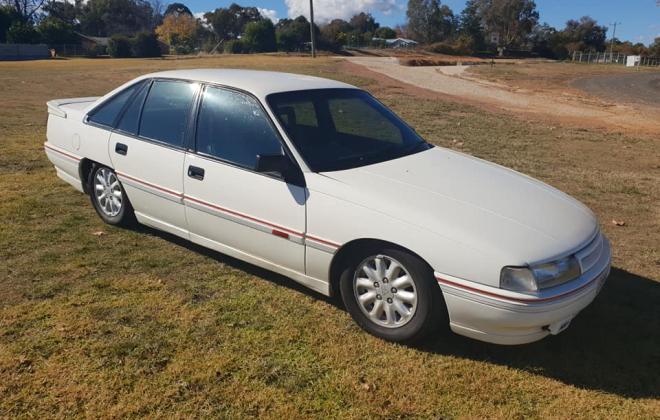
left=45, top=69, right=611, bottom=344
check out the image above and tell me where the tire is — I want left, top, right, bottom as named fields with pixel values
left=89, top=165, right=135, bottom=226
left=339, top=246, right=447, bottom=343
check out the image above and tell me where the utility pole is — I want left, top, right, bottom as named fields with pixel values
left=609, top=22, right=620, bottom=57
left=309, top=0, right=316, bottom=58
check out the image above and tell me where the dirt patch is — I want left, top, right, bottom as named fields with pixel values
left=572, top=72, right=660, bottom=106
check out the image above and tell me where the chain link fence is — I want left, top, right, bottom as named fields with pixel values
left=48, top=44, right=107, bottom=57
left=572, top=51, right=660, bottom=67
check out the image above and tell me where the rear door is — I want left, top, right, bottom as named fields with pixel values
left=109, top=79, right=199, bottom=237
left=183, top=85, right=306, bottom=273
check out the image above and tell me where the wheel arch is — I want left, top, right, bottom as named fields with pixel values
left=78, top=158, right=97, bottom=194
left=328, top=238, right=436, bottom=298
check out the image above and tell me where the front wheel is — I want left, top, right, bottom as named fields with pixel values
left=339, top=247, right=447, bottom=343
left=89, top=165, right=135, bottom=226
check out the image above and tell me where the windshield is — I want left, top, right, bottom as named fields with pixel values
left=267, top=89, right=431, bottom=172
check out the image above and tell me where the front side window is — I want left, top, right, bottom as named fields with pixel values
left=139, top=80, right=197, bottom=147
left=196, top=86, right=283, bottom=170
left=267, top=89, right=430, bottom=172
left=88, top=81, right=144, bottom=127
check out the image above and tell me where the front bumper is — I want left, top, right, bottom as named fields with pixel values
left=436, top=236, right=611, bottom=345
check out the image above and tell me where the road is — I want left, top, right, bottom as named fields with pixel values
left=572, top=72, right=660, bottom=106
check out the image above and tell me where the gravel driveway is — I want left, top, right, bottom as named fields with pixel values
left=345, top=57, right=660, bottom=134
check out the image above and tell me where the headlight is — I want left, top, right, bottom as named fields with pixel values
left=500, top=256, right=581, bottom=292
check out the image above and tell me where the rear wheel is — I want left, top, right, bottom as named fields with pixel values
left=339, top=246, right=446, bottom=342
left=89, top=165, right=135, bottom=226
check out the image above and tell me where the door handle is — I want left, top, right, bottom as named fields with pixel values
left=187, top=165, right=205, bottom=180
left=115, top=143, right=128, bottom=155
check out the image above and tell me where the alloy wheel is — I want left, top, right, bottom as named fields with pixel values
left=353, top=254, right=418, bottom=328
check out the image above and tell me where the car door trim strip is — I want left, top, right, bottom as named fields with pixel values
left=436, top=272, right=603, bottom=304
left=44, top=144, right=81, bottom=162
left=109, top=169, right=341, bottom=251
left=115, top=171, right=184, bottom=203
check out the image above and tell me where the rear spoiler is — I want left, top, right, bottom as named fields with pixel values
left=46, top=97, right=99, bottom=118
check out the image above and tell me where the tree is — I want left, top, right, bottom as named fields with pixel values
left=349, top=12, right=378, bottom=34
left=276, top=15, right=315, bottom=51
left=0, top=5, right=22, bottom=42
left=560, top=16, right=607, bottom=53
left=406, top=0, right=454, bottom=43
left=375, top=26, right=396, bottom=39
left=42, top=0, right=78, bottom=25
left=37, top=16, right=78, bottom=44
left=155, top=13, right=197, bottom=49
left=609, top=39, right=648, bottom=56
left=163, top=2, right=191, bottom=17
left=478, top=0, right=538, bottom=49
left=242, top=19, right=276, bottom=52
left=78, top=0, right=155, bottom=37
left=1, top=0, right=46, bottom=21
left=204, top=3, right=261, bottom=40
left=649, top=37, right=660, bottom=56
left=459, top=0, right=485, bottom=50
left=528, top=22, right=556, bottom=57
left=320, top=18, right=351, bottom=47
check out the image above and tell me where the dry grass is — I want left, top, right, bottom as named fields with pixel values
left=1, top=55, right=659, bottom=418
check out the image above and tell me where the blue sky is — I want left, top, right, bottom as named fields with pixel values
left=186, top=0, right=660, bottom=45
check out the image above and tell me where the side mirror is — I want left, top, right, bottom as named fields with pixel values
left=255, top=154, right=290, bottom=174
left=255, top=154, right=306, bottom=187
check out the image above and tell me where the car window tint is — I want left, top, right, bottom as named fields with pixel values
left=328, top=97, right=402, bottom=143
left=139, top=80, right=196, bottom=147
left=196, top=86, right=283, bottom=170
left=88, top=82, right=142, bottom=127
left=116, top=81, right=149, bottom=135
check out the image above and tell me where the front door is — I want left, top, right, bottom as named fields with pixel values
left=183, top=85, right=306, bottom=273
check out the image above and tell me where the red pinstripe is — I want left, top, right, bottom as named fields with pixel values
left=184, top=195, right=304, bottom=238
left=436, top=275, right=601, bottom=304
left=44, top=144, right=81, bottom=161
left=116, top=171, right=183, bottom=198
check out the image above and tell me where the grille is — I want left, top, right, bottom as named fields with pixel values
left=575, top=232, right=604, bottom=274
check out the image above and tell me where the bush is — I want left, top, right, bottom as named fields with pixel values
left=7, top=21, right=40, bottom=43
left=426, top=38, right=476, bottom=56
left=131, top=31, right=161, bottom=57
left=85, top=45, right=106, bottom=57
left=173, top=44, right=194, bottom=55
left=242, top=19, right=276, bottom=52
left=223, top=39, right=244, bottom=54
left=107, top=35, right=132, bottom=57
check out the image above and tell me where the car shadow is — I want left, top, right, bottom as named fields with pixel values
left=135, top=226, right=659, bottom=399
left=416, top=267, right=660, bottom=399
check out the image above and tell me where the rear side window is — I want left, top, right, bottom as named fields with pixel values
left=88, top=82, right=143, bottom=127
left=139, top=80, right=197, bottom=147
left=196, top=86, right=283, bottom=170
left=116, top=81, right=149, bottom=135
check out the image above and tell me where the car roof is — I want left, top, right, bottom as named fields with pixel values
left=140, top=69, right=358, bottom=98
